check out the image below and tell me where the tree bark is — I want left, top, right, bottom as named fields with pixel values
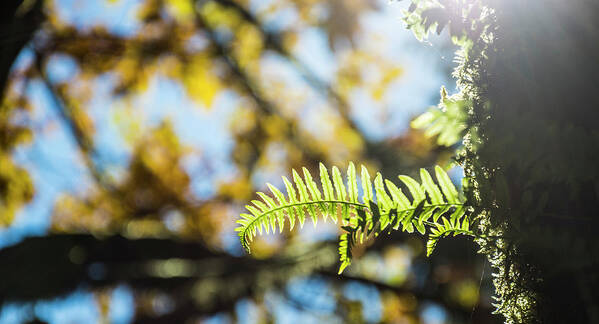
left=469, top=1, right=599, bottom=323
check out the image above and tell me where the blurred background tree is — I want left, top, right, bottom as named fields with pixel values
left=0, top=0, right=500, bottom=323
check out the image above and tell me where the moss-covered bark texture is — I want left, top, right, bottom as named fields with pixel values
left=459, top=1, right=599, bottom=323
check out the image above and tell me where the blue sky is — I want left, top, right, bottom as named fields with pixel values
left=0, top=0, right=455, bottom=323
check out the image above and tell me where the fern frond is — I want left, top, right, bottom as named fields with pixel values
left=235, top=163, right=472, bottom=273
left=411, top=89, right=468, bottom=147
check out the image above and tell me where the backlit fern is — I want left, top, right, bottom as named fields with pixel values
left=235, top=162, right=472, bottom=273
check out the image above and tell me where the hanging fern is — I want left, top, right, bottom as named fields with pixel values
left=411, top=87, right=468, bottom=147
left=235, top=162, right=472, bottom=273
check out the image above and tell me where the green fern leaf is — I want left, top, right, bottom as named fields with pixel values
left=338, top=233, right=352, bottom=274
left=434, top=204, right=451, bottom=222
left=267, top=183, right=287, bottom=205
left=450, top=205, right=465, bottom=225
left=320, top=163, right=337, bottom=222
left=415, top=221, right=426, bottom=234
left=292, top=169, right=312, bottom=227
left=420, top=168, right=444, bottom=204
left=434, top=166, right=459, bottom=204
left=282, top=177, right=301, bottom=229
left=385, top=179, right=411, bottom=209
left=235, top=162, right=471, bottom=271
left=361, top=165, right=373, bottom=204
left=332, top=166, right=346, bottom=200
left=347, top=162, right=358, bottom=204
left=374, top=173, right=393, bottom=228
left=332, top=166, right=349, bottom=221
left=374, top=173, right=393, bottom=210
left=399, top=175, right=425, bottom=205
left=302, top=167, right=324, bottom=225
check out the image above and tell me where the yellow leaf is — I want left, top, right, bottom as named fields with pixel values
left=184, top=55, right=222, bottom=108
left=165, top=0, right=194, bottom=22
left=233, top=24, right=263, bottom=70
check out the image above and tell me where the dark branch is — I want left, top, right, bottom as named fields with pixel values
left=0, top=0, right=44, bottom=99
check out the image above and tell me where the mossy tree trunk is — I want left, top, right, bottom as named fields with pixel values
left=461, top=1, right=599, bottom=323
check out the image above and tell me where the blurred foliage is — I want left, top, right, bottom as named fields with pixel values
left=0, top=89, right=34, bottom=225
left=0, top=0, right=499, bottom=323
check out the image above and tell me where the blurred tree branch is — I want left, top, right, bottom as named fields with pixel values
left=194, top=10, right=327, bottom=172
left=0, top=235, right=333, bottom=310
left=0, top=233, right=484, bottom=322
left=203, top=0, right=360, bottom=132
left=0, top=0, right=44, bottom=98
left=36, top=56, right=114, bottom=190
